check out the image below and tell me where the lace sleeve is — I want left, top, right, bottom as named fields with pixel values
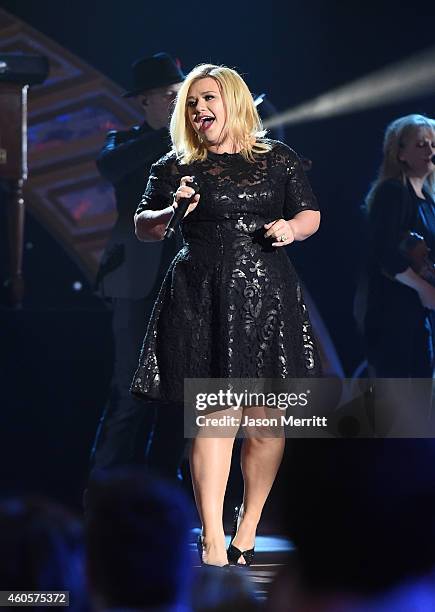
left=280, top=144, right=319, bottom=219
left=136, top=152, right=178, bottom=214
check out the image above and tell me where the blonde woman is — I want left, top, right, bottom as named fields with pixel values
left=131, top=64, right=320, bottom=567
left=363, top=114, right=435, bottom=377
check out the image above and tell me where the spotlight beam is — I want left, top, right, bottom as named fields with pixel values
left=264, top=46, right=435, bottom=128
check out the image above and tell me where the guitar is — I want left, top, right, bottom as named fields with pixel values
left=399, top=231, right=435, bottom=286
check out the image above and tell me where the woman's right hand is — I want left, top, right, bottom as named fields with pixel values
left=418, top=284, right=435, bottom=310
left=173, top=176, right=200, bottom=217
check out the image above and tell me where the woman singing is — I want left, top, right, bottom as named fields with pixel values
left=131, top=64, right=321, bottom=567
left=362, top=114, right=435, bottom=378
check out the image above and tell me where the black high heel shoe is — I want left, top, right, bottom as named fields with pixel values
left=227, top=505, right=255, bottom=567
left=197, top=535, right=230, bottom=568
left=196, top=535, right=204, bottom=563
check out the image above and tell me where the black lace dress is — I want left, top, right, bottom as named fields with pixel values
left=131, top=140, right=321, bottom=402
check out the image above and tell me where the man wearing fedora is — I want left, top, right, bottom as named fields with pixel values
left=89, top=52, right=185, bottom=482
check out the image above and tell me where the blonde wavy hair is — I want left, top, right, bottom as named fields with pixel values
left=169, top=64, right=271, bottom=163
left=366, top=114, right=435, bottom=210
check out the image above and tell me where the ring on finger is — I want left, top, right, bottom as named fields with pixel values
left=279, top=234, right=287, bottom=242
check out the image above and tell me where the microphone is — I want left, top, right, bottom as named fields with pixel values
left=164, top=178, right=199, bottom=239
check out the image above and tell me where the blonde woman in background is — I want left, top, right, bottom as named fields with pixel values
left=131, top=64, right=321, bottom=567
left=362, top=114, right=435, bottom=378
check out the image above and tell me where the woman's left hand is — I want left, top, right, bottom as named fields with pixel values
left=264, top=219, right=295, bottom=247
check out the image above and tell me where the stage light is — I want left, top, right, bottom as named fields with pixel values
left=264, top=46, right=435, bottom=129
left=72, top=281, right=82, bottom=292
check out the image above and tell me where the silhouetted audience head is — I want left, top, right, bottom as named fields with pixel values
left=191, top=564, right=260, bottom=611
left=0, top=497, right=87, bottom=610
left=85, top=468, right=194, bottom=610
left=278, top=439, right=435, bottom=607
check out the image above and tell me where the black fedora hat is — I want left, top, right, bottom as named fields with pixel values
left=122, top=52, right=185, bottom=98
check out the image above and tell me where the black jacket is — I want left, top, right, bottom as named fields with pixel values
left=361, top=178, right=435, bottom=337
left=95, top=123, right=178, bottom=299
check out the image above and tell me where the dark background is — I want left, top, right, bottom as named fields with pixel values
left=1, top=0, right=435, bottom=510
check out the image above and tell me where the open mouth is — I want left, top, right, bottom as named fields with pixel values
left=197, top=115, right=215, bottom=131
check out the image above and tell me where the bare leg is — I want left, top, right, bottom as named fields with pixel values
left=232, top=408, right=285, bottom=564
left=189, top=409, right=239, bottom=566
